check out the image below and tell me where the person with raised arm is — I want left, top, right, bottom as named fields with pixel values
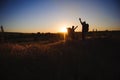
left=71, top=26, right=78, bottom=39
left=79, top=18, right=89, bottom=40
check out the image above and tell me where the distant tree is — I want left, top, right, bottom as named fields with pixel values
left=37, top=32, right=40, bottom=35
left=105, top=30, right=108, bottom=32
left=96, top=29, right=97, bottom=32
left=1, top=25, right=4, bottom=32
left=0, top=25, right=4, bottom=42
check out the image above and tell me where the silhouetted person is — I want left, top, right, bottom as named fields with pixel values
left=67, top=26, right=78, bottom=40
left=71, top=26, right=78, bottom=39
left=79, top=18, right=89, bottom=40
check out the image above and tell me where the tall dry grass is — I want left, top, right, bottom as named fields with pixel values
left=0, top=38, right=120, bottom=80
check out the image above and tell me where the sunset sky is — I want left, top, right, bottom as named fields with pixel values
left=0, top=0, right=120, bottom=33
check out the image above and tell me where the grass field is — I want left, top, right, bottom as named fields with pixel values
left=0, top=31, right=120, bottom=80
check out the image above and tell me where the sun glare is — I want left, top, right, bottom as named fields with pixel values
left=60, top=27, right=67, bottom=33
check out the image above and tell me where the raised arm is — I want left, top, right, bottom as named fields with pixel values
left=79, top=18, right=83, bottom=24
left=74, top=26, right=78, bottom=30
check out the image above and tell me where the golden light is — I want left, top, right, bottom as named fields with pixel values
left=60, top=27, right=67, bottom=33
left=59, top=26, right=67, bottom=41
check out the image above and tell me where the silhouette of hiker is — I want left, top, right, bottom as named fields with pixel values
left=79, top=18, right=89, bottom=40
left=71, top=26, right=78, bottom=39
left=67, top=26, right=78, bottom=40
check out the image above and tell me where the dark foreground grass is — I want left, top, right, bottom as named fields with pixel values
left=0, top=38, right=120, bottom=80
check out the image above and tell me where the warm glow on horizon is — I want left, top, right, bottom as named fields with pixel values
left=60, top=26, right=67, bottom=33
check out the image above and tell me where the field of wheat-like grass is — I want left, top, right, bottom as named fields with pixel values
left=0, top=38, right=120, bottom=80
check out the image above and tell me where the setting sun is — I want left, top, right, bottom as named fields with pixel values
left=60, top=27, right=67, bottom=33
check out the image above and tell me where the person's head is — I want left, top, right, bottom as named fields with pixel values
left=83, top=21, right=86, bottom=24
left=72, top=26, right=74, bottom=29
